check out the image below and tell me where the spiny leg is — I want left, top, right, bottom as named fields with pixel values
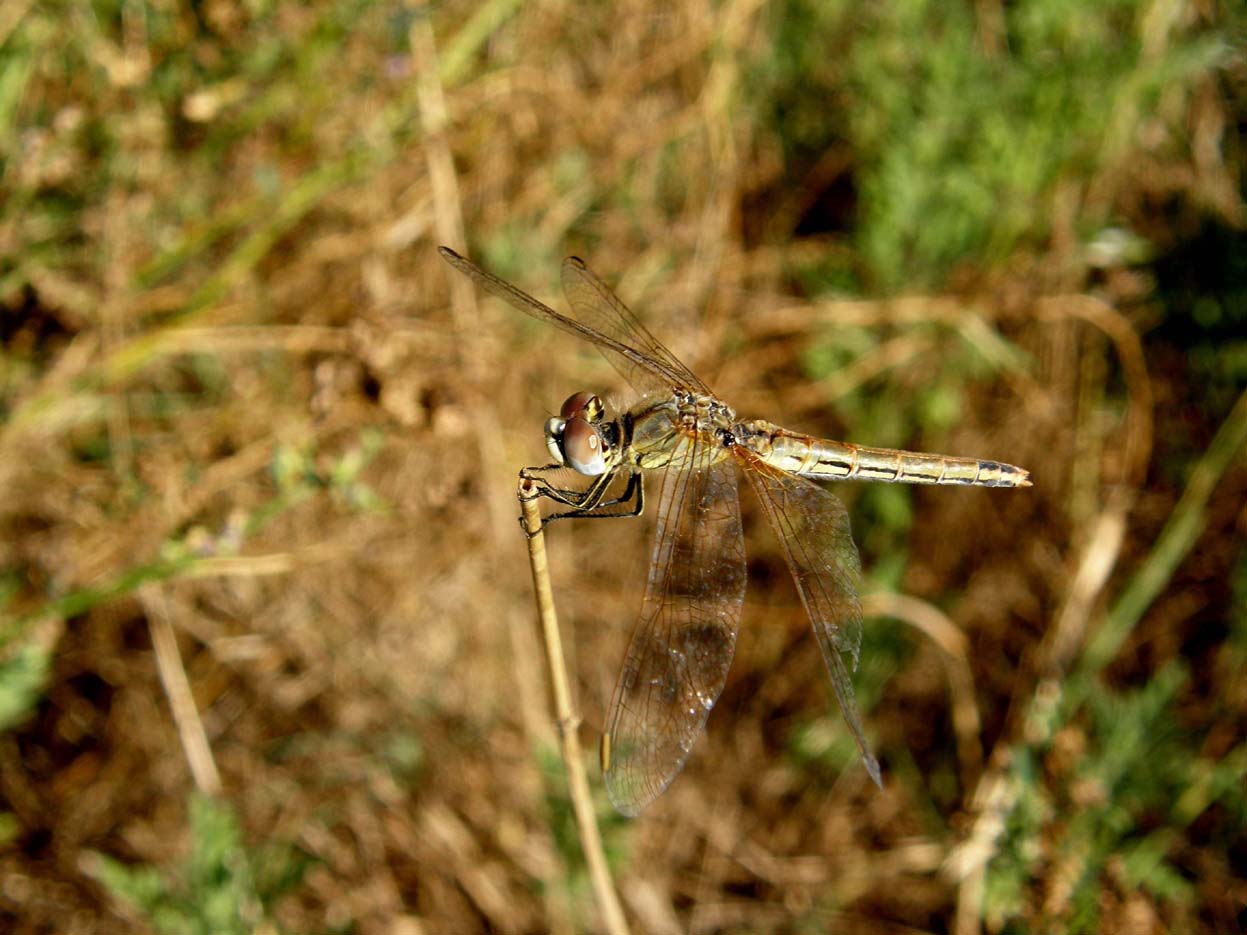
left=518, top=467, right=644, bottom=535
left=519, top=463, right=612, bottom=510
left=541, top=470, right=644, bottom=527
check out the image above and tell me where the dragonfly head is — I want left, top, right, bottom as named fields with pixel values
left=545, top=391, right=611, bottom=476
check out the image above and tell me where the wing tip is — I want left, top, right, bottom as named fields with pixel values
left=437, top=245, right=461, bottom=261
left=603, top=772, right=650, bottom=819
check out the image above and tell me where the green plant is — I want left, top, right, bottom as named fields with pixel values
left=983, top=661, right=1246, bottom=932
left=87, top=793, right=315, bottom=935
left=0, top=638, right=51, bottom=732
left=753, top=0, right=1227, bottom=290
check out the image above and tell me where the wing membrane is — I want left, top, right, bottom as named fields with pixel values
left=602, top=435, right=746, bottom=815
left=561, top=257, right=710, bottom=397
left=439, top=247, right=699, bottom=398
left=736, top=448, right=882, bottom=787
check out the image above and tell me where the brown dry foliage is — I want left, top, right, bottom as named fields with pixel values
left=0, top=1, right=1244, bottom=934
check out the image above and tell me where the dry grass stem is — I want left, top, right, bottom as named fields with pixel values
left=518, top=478, right=630, bottom=935
left=141, top=585, right=222, bottom=796
left=415, top=11, right=551, bottom=786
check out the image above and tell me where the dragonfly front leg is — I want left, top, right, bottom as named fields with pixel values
left=519, top=463, right=608, bottom=510
left=543, top=470, right=644, bottom=526
left=518, top=466, right=644, bottom=534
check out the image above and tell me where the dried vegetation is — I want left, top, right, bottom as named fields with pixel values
left=0, top=1, right=1244, bottom=933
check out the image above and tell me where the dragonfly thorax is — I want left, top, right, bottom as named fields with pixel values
left=623, top=392, right=740, bottom=473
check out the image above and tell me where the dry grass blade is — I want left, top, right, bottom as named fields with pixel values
left=141, top=585, right=222, bottom=796
left=1082, top=383, right=1247, bottom=677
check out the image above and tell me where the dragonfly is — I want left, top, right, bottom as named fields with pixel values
left=439, top=246, right=1031, bottom=816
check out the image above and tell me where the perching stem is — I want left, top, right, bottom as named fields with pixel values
left=518, top=477, right=630, bottom=935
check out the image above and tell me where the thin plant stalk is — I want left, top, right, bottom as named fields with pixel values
left=518, top=478, right=630, bottom=935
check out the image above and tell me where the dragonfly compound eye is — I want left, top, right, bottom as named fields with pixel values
left=559, top=391, right=604, bottom=421
left=562, top=417, right=608, bottom=475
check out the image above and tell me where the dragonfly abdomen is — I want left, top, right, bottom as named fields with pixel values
left=738, top=422, right=1031, bottom=488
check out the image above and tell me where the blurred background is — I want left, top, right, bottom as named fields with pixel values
left=0, top=1, right=1244, bottom=932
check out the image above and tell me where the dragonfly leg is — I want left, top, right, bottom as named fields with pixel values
left=519, top=463, right=612, bottom=509
left=517, top=467, right=644, bottom=536
left=541, top=470, right=644, bottom=527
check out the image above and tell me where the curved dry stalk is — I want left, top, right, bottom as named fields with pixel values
left=518, top=478, right=630, bottom=935
left=861, top=591, right=983, bottom=788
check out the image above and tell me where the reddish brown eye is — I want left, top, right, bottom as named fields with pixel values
left=562, top=417, right=607, bottom=476
left=560, top=391, right=598, bottom=420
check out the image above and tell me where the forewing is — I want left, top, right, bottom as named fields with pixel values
left=561, top=257, right=711, bottom=397
left=439, top=247, right=680, bottom=394
left=736, top=448, right=882, bottom=787
left=602, top=440, right=746, bottom=815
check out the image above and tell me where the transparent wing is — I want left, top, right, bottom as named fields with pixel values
left=602, top=436, right=746, bottom=815
left=439, top=247, right=700, bottom=399
left=561, top=257, right=711, bottom=397
left=735, top=448, right=882, bottom=787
